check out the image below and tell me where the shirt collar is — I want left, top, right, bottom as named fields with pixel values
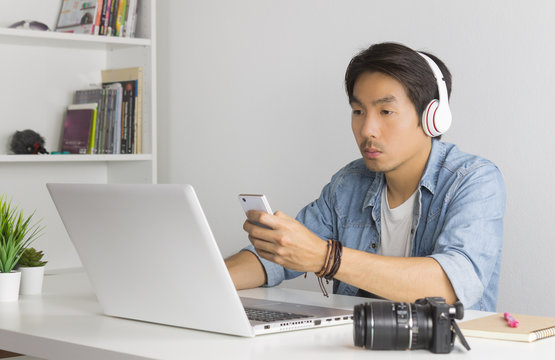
left=362, top=140, right=445, bottom=210
left=419, top=139, right=445, bottom=195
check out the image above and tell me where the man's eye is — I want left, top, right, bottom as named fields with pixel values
left=381, top=110, right=393, bottom=115
left=352, top=109, right=363, bottom=116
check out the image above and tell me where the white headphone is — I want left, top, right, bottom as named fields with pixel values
left=417, top=52, right=452, bottom=137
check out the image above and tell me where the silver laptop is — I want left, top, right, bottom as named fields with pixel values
left=47, top=183, right=352, bottom=337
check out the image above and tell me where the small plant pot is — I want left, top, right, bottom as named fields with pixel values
left=19, top=266, right=45, bottom=295
left=0, top=271, right=21, bottom=301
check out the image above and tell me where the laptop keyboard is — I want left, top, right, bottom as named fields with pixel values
left=245, top=307, right=313, bottom=322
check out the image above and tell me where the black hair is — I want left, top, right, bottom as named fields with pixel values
left=345, top=42, right=452, bottom=137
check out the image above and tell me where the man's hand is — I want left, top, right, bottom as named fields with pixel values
left=243, top=210, right=328, bottom=273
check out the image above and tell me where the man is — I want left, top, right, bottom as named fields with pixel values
left=225, top=42, right=505, bottom=311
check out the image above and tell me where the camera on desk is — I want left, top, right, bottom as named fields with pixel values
left=353, top=297, right=471, bottom=353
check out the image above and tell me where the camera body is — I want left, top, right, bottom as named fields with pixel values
left=353, top=297, right=469, bottom=354
left=421, top=297, right=460, bottom=353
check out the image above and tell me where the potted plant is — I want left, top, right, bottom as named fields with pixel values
left=18, top=247, right=48, bottom=295
left=0, top=196, right=43, bottom=301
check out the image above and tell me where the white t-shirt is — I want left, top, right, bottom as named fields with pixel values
left=377, top=185, right=417, bottom=257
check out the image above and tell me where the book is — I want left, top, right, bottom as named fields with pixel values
left=61, top=103, right=97, bottom=154
left=92, top=0, right=104, bottom=35
left=101, top=67, right=143, bottom=153
left=99, top=0, right=110, bottom=35
left=107, top=0, right=119, bottom=36
left=123, top=0, right=138, bottom=37
left=73, top=88, right=104, bottom=154
left=104, top=83, right=123, bottom=154
left=459, top=313, right=555, bottom=342
left=55, top=0, right=99, bottom=34
left=115, top=0, right=128, bottom=37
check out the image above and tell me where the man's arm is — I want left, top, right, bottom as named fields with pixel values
left=245, top=210, right=457, bottom=303
left=225, top=250, right=267, bottom=290
left=336, top=248, right=456, bottom=303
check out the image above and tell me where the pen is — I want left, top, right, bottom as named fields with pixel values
left=504, top=312, right=520, bottom=328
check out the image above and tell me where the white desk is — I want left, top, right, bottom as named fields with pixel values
left=1, top=270, right=554, bottom=360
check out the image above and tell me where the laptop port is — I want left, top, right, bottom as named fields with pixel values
left=343, top=316, right=349, bottom=320
left=314, top=320, right=321, bottom=326
left=264, top=325, right=270, bottom=330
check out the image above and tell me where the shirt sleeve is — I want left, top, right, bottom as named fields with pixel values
left=429, top=162, right=506, bottom=309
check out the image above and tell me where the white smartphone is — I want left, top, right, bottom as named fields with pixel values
left=238, top=194, right=273, bottom=229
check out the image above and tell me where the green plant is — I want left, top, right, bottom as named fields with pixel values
left=18, top=247, right=47, bottom=267
left=0, top=196, right=44, bottom=273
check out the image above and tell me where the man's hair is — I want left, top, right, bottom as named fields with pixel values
left=344, top=42, right=452, bottom=135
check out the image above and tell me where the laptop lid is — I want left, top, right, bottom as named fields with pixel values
left=47, top=183, right=255, bottom=337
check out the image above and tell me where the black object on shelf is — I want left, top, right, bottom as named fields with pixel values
left=10, top=129, right=49, bottom=154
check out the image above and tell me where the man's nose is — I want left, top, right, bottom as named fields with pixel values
left=359, top=113, right=380, bottom=138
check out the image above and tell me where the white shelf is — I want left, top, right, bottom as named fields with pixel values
left=0, top=27, right=151, bottom=49
left=0, top=0, right=157, bottom=271
left=0, top=154, right=153, bottom=162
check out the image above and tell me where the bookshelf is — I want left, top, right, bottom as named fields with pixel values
left=0, top=0, right=157, bottom=269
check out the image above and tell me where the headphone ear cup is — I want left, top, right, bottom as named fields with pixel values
left=422, top=99, right=440, bottom=137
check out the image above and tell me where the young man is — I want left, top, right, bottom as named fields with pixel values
left=225, top=42, right=505, bottom=311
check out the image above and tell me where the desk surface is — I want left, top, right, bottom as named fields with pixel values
left=1, top=270, right=554, bottom=360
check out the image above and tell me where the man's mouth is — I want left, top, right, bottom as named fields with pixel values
left=363, top=146, right=382, bottom=159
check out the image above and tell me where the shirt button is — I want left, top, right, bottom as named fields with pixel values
left=371, top=243, right=376, bottom=249
left=410, top=228, right=415, bottom=234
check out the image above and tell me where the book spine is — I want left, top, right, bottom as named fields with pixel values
left=93, top=0, right=104, bottom=35
left=93, top=88, right=104, bottom=154
left=107, top=0, right=119, bottom=36
left=106, top=88, right=117, bottom=153
left=113, top=85, right=123, bottom=154
left=135, top=69, right=142, bottom=153
left=126, top=0, right=138, bottom=38
left=122, top=0, right=134, bottom=37
left=121, top=83, right=133, bottom=154
left=88, top=108, right=98, bottom=154
left=99, top=89, right=110, bottom=153
left=115, top=0, right=127, bottom=37
left=100, top=0, right=111, bottom=35
left=129, top=79, right=137, bottom=154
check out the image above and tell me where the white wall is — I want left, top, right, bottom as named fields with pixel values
left=157, top=0, right=555, bottom=316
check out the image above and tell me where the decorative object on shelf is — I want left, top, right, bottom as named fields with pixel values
left=0, top=196, right=44, bottom=302
left=18, top=247, right=47, bottom=295
left=8, top=20, right=50, bottom=31
left=10, top=129, right=49, bottom=155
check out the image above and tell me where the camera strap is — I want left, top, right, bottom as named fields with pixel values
left=451, top=320, right=471, bottom=351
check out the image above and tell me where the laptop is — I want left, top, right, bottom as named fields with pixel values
left=46, top=183, right=352, bottom=337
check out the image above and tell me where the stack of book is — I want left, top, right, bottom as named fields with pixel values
left=55, top=0, right=139, bottom=37
left=61, top=67, right=143, bottom=155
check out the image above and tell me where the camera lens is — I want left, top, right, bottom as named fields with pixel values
left=353, top=301, right=433, bottom=350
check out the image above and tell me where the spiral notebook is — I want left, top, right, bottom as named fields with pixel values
left=459, top=313, right=555, bottom=342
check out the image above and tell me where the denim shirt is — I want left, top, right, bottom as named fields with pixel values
left=245, top=141, right=505, bottom=311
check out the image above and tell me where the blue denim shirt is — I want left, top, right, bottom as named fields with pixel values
left=245, top=141, right=505, bottom=311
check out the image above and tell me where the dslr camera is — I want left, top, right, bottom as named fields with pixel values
left=353, top=297, right=471, bottom=353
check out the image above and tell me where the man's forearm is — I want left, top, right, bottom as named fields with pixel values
left=336, top=247, right=457, bottom=303
left=225, top=250, right=267, bottom=290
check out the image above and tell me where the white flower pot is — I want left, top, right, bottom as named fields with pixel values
left=19, top=266, right=45, bottom=295
left=0, top=271, right=21, bottom=301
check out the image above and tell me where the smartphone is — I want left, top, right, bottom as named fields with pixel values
left=238, top=194, right=273, bottom=229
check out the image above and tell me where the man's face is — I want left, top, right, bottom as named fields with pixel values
left=350, top=71, right=431, bottom=176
